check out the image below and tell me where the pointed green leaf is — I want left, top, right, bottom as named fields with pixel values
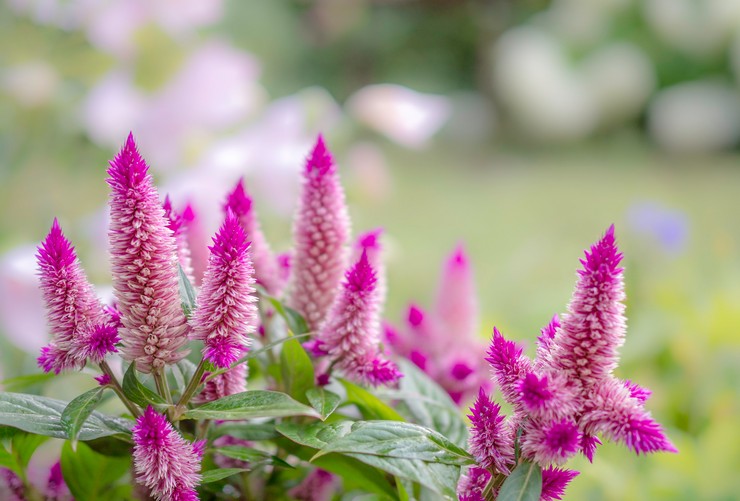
left=497, top=461, right=543, bottom=501
left=12, top=432, right=48, bottom=469
left=0, top=373, right=54, bottom=392
left=60, top=441, right=130, bottom=500
left=201, top=468, right=250, bottom=484
left=264, top=294, right=310, bottom=334
left=209, top=423, right=279, bottom=441
left=178, top=263, right=197, bottom=317
left=306, top=387, right=341, bottom=419
left=340, top=379, right=405, bottom=422
left=276, top=421, right=353, bottom=450
left=61, top=387, right=106, bottom=448
left=122, top=362, right=166, bottom=409
left=183, top=390, right=321, bottom=420
left=280, top=337, right=314, bottom=405
left=0, top=445, right=20, bottom=475
left=0, top=392, right=132, bottom=440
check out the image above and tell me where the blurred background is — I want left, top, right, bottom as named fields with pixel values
left=1, top=0, right=739, bottom=499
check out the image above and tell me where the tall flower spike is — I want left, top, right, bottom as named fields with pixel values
left=547, top=225, right=626, bottom=386
left=224, top=178, right=281, bottom=293
left=485, top=327, right=534, bottom=404
left=191, top=211, right=257, bottom=369
left=317, top=250, right=400, bottom=386
left=467, top=388, right=515, bottom=474
left=353, top=228, right=386, bottom=311
left=163, top=195, right=195, bottom=284
left=434, top=244, right=479, bottom=343
left=36, top=219, right=106, bottom=373
left=541, top=467, right=580, bottom=501
left=107, top=133, right=189, bottom=373
left=132, top=406, right=204, bottom=500
left=288, top=135, right=350, bottom=331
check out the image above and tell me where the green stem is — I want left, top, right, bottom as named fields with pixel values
left=196, top=419, right=211, bottom=441
left=174, top=358, right=207, bottom=418
left=99, top=360, right=140, bottom=418
left=153, top=369, right=173, bottom=405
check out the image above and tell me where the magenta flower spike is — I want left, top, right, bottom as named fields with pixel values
left=316, top=250, right=400, bottom=386
left=196, top=354, right=247, bottom=403
left=457, top=466, right=491, bottom=501
left=288, top=135, right=350, bottom=331
left=46, top=461, right=71, bottom=501
left=224, top=178, right=281, bottom=294
left=541, top=467, right=580, bottom=501
left=467, top=388, right=515, bottom=475
left=163, top=195, right=195, bottom=284
left=132, top=406, right=204, bottom=500
left=107, top=133, right=189, bottom=373
left=190, top=211, right=257, bottom=369
left=353, top=228, right=386, bottom=309
left=434, top=244, right=479, bottom=343
left=485, top=327, right=534, bottom=403
left=36, top=219, right=107, bottom=374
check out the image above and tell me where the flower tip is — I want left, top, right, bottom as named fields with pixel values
left=357, top=228, right=383, bottom=250
left=224, top=178, right=252, bottom=216
left=306, top=134, right=334, bottom=175
left=450, top=243, right=468, bottom=266
left=346, top=249, right=377, bottom=292
left=407, top=304, right=425, bottom=327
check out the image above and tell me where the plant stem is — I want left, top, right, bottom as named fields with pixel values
left=99, top=360, right=140, bottom=417
left=196, top=419, right=211, bottom=441
left=153, top=368, right=173, bottom=405
left=174, top=358, right=207, bottom=418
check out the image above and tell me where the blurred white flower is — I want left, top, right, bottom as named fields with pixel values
left=1, top=61, right=60, bottom=108
left=83, top=71, right=146, bottom=146
left=347, top=84, right=451, bottom=149
left=647, top=80, right=740, bottom=153
left=0, top=246, right=46, bottom=354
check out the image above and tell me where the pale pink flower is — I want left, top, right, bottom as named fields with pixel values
left=107, top=133, right=189, bottom=373
left=163, top=195, right=195, bottom=284
left=288, top=135, right=350, bottom=331
left=434, top=244, right=478, bottom=346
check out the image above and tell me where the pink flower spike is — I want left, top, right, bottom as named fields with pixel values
left=467, top=388, right=515, bottom=474
left=46, top=461, right=71, bottom=500
left=580, top=433, right=601, bottom=463
left=548, top=225, right=626, bottom=385
left=69, top=323, right=120, bottom=364
left=522, top=418, right=582, bottom=466
left=191, top=211, right=257, bottom=369
left=95, top=373, right=112, bottom=386
left=457, top=466, right=491, bottom=501
left=36, top=218, right=106, bottom=373
left=288, top=135, right=350, bottom=331
left=541, top=466, right=579, bottom=501
left=624, top=379, right=652, bottom=403
left=163, top=195, right=195, bottom=284
left=132, top=406, right=203, bottom=500
left=353, top=228, right=386, bottom=313
left=516, top=372, right=579, bottom=422
left=485, top=327, right=534, bottom=404
left=434, top=243, right=479, bottom=342
left=356, top=355, right=402, bottom=387
left=224, top=178, right=281, bottom=293
left=107, top=133, right=189, bottom=373
left=535, top=314, right=560, bottom=369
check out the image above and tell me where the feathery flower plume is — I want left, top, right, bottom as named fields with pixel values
left=95, top=373, right=112, bottom=386
left=520, top=418, right=582, bottom=466
left=467, top=388, right=515, bottom=474
left=190, top=211, right=257, bottom=369
left=353, top=228, right=386, bottom=309
left=107, top=133, right=189, bottom=373
left=163, top=195, right=195, bottom=284
left=68, top=323, right=120, bottom=364
left=486, top=327, right=533, bottom=403
left=457, top=466, right=491, bottom=501
left=434, top=244, right=478, bottom=345
left=0, top=468, right=24, bottom=501
left=535, top=314, right=560, bottom=370
left=541, top=467, right=579, bottom=501
left=36, top=219, right=106, bottom=373
left=195, top=356, right=247, bottom=403
left=224, top=178, right=281, bottom=293
left=132, top=406, right=204, bottom=500
left=316, top=250, right=400, bottom=386
left=288, top=135, right=350, bottom=331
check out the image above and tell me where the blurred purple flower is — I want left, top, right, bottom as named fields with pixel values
left=627, top=201, right=689, bottom=255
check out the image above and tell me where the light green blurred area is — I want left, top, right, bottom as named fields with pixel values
left=2, top=0, right=740, bottom=500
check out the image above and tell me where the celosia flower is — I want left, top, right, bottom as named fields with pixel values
left=521, top=418, right=582, bottom=466
left=288, top=468, right=338, bottom=501
left=541, top=466, right=579, bottom=501
left=36, top=218, right=107, bottom=373
left=68, top=323, right=120, bottom=364
left=195, top=354, right=247, bottom=403
left=132, top=406, right=204, bottom=500
left=95, top=373, right=112, bottom=386
left=190, top=211, right=257, bottom=368
left=434, top=244, right=478, bottom=347
left=46, top=461, right=72, bottom=501
left=515, top=372, right=579, bottom=422
left=467, top=388, right=514, bottom=474
left=163, top=195, right=195, bottom=284
left=181, top=202, right=208, bottom=285
left=0, top=468, right=24, bottom=501
left=457, top=466, right=491, bottom=501
left=485, top=327, right=533, bottom=403
left=353, top=228, right=385, bottom=307
left=316, top=250, right=400, bottom=386
left=107, top=133, right=189, bottom=373
left=224, top=178, right=281, bottom=293
left=288, top=135, right=350, bottom=331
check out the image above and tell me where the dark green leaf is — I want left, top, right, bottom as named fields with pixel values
left=379, top=359, right=468, bottom=448
left=276, top=421, right=353, bottom=450
left=264, top=295, right=310, bottom=334
left=209, top=423, right=279, bottom=441
left=122, top=362, right=166, bottom=409
left=497, top=461, right=543, bottom=501
left=61, top=387, right=106, bottom=448
left=178, top=263, right=197, bottom=317
left=306, top=387, right=341, bottom=419
left=201, top=468, right=249, bottom=484
left=0, top=392, right=132, bottom=440
left=340, top=379, right=405, bottom=422
left=0, top=373, right=54, bottom=392
left=85, top=436, right=134, bottom=457
left=280, top=337, right=314, bottom=405
left=61, top=441, right=130, bottom=500
left=214, top=446, right=293, bottom=469
left=183, top=390, right=321, bottom=420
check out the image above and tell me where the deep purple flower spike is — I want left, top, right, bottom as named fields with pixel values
left=224, top=178, right=281, bottom=294
left=288, top=135, right=350, bottom=331
left=107, top=133, right=189, bottom=373
left=132, top=406, right=204, bottom=500
left=467, top=388, right=515, bottom=475
left=191, top=211, right=257, bottom=369
left=36, top=219, right=107, bottom=373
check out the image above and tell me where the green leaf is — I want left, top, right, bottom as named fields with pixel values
left=0, top=392, right=132, bottom=440
left=61, top=387, right=106, bottom=448
left=170, top=358, right=198, bottom=393
left=178, top=263, right=197, bottom=317
left=280, top=337, right=315, bottom=405
left=313, top=421, right=473, bottom=466
left=183, top=390, right=321, bottom=420
left=306, top=387, right=341, bottom=419
left=61, top=441, right=130, bottom=500
left=497, top=461, right=543, bottom=501
left=264, top=294, right=310, bottom=334
left=209, top=422, right=279, bottom=441
left=201, top=468, right=249, bottom=484
left=0, top=445, right=20, bottom=475
left=0, top=373, right=54, bottom=392
left=340, top=379, right=405, bottom=422
left=12, top=432, right=47, bottom=469
left=213, top=446, right=293, bottom=469
left=378, top=359, right=468, bottom=448
left=276, top=421, right=353, bottom=450
left=122, top=362, right=166, bottom=409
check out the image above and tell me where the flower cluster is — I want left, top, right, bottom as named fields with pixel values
left=459, top=226, right=677, bottom=500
